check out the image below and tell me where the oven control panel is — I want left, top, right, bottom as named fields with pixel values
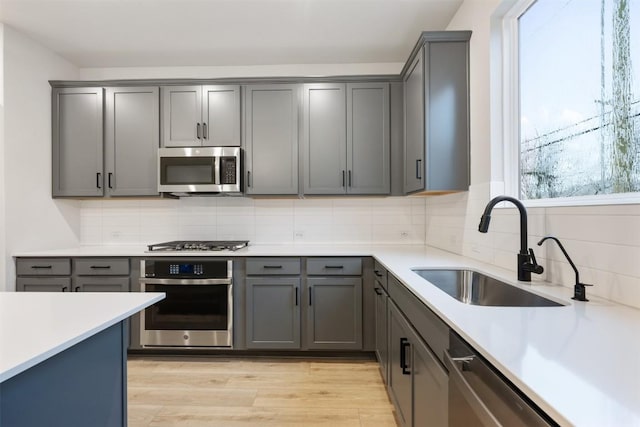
left=144, top=259, right=232, bottom=279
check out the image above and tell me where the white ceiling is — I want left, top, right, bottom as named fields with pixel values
left=0, top=0, right=463, bottom=68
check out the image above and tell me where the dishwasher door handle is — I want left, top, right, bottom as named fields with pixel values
left=444, top=350, right=502, bottom=427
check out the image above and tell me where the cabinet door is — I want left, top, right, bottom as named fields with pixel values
left=306, top=277, right=362, bottom=350
left=161, top=85, right=202, bottom=147
left=16, top=277, right=71, bottom=292
left=52, top=87, right=104, bottom=197
left=246, top=277, right=300, bottom=349
left=73, top=277, right=129, bottom=292
left=425, top=41, right=470, bottom=191
left=388, top=301, right=412, bottom=427
left=244, top=85, right=299, bottom=195
left=374, top=282, right=389, bottom=383
left=105, top=87, right=160, bottom=196
left=302, top=83, right=347, bottom=194
left=202, top=85, right=241, bottom=147
left=346, top=83, right=390, bottom=194
left=403, top=54, right=425, bottom=194
left=411, top=327, right=448, bottom=427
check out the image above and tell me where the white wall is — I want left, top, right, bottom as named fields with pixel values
left=3, top=26, right=81, bottom=291
left=0, top=25, right=6, bottom=292
left=424, top=0, right=640, bottom=310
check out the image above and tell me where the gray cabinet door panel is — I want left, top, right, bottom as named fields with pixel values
left=374, top=281, right=389, bottom=383
left=161, top=86, right=201, bottom=147
left=411, top=326, right=448, bottom=427
left=387, top=300, right=412, bottom=427
left=52, top=87, right=104, bottom=197
left=74, top=277, right=129, bottom=292
left=246, top=278, right=301, bottom=349
left=347, top=83, right=390, bottom=194
left=245, top=84, right=299, bottom=195
left=105, top=87, right=159, bottom=196
left=16, top=277, right=71, bottom=292
left=306, top=277, right=362, bottom=350
left=426, top=42, right=470, bottom=191
left=203, top=85, right=241, bottom=147
left=403, top=54, right=425, bottom=194
left=303, top=83, right=347, bottom=194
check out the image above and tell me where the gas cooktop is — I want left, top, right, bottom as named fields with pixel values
left=147, top=240, right=249, bottom=252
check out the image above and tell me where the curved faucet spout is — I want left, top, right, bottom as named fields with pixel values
left=478, top=196, right=528, bottom=255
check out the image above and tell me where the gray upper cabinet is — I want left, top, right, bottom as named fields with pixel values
left=303, top=83, right=347, bottom=194
left=105, top=87, right=160, bottom=196
left=347, top=82, right=390, bottom=194
left=161, top=85, right=240, bottom=147
left=403, top=31, right=470, bottom=194
left=52, top=87, right=104, bottom=197
left=244, top=84, right=299, bottom=195
left=303, top=83, right=390, bottom=195
left=403, top=55, right=425, bottom=194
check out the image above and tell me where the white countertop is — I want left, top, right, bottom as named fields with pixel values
left=0, top=292, right=164, bottom=383
left=13, top=244, right=640, bottom=426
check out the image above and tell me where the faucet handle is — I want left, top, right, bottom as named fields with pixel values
left=526, top=248, right=544, bottom=274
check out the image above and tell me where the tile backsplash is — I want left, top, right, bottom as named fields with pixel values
left=80, top=196, right=426, bottom=246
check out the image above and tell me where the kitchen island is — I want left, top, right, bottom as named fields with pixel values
left=0, top=292, right=164, bottom=427
left=13, top=244, right=640, bottom=426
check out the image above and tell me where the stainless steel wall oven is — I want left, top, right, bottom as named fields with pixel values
left=139, top=259, right=233, bottom=348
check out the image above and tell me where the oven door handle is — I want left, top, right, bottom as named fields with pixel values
left=140, top=278, right=232, bottom=286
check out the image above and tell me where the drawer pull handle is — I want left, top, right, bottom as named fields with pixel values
left=400, top=338, right=411, bottom=375
left=75, top=286, right=81, bottom=292
left=295, top=287, right=299, bottom=306
left=374, top=287, right=382, bottom=296
left=263, top=265, right=283, bottom=269
left=90, top=265, right=112, bottom=269
left=62, top=286, right=68, bottom=292
left=31, top=265, right=53, bottom=269
left=374, top=269, right=383, bottom=277
left=324, top=265, right=344, bottom=269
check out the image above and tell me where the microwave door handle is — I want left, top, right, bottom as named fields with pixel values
left=214, top=156, right=220, bottom=185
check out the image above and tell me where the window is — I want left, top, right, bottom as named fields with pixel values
left=514, top=0, right=640, bottom=201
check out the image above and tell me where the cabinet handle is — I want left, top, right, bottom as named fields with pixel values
left=196, top=123, right=202, bottom=139
left=108, top=173, right=113, bottom=189
left=342, top=170, right=346, bottom=187
left=309, top=286, right=313, bottom=306
left=90, top=265, right=111, bottom=269
left=374, top=287, right=382, bottom=296
left=62, top=286, right=68, bottom=292
left=31, top=265, right=53, bottom=269
left=263, top=265, right=283, bottom=269
left=96, top=172, right=102, bottom=189
left=203, top=123, right=208, bottom=139
left=416, top=159, right=422, bottom=180
left=324, top=265, right=344, bottom=269
left=295, top=287, right=299, bottom=306
left=348, top=170, right=352, bottom=187
left=400, top=338, right=411, bottom=375
left=374, top=269, right=383, bottom=277
left=75, top=286, right=81, bottom=292
left=247, top=171, right=251, bottom=188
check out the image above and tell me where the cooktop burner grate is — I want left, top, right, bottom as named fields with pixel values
left=147, top=240, right=249, bottom=252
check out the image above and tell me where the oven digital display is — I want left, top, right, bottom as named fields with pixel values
left=169, top=264, right=203, bottom=275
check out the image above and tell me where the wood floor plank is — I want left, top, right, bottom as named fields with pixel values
left=127, top=356, right=397, bottom=426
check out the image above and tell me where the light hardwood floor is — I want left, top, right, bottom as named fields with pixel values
left=128, top=356, right=398, bottom=427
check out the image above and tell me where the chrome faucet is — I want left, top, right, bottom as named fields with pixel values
left=538, top=236, right=592, bottom=301
left=478, top=195, right=543, bottom=281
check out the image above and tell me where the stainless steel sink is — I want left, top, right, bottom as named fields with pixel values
left=412, top=269, right=564, bottom=307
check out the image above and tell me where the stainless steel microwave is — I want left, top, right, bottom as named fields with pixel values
left=158, top=147, right=242, bottom=194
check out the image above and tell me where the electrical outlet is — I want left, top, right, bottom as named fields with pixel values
left=294, top=231, right=304, bottom=239
left=400, top=231, right=410, bottom=239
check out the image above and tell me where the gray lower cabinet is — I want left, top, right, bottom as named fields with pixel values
left=403, top=31, right=471, bottom=194
left=16, top=258, right=72, bottom=292
left=306, top=277, right=363, bottom=350
left=245, top=277, right=301, bottom=349
left=105, top=86, right=160, bottom=196
left=16, top=277, right=71, bottom=292
left=73, top=258, right=130, bottom=292
left=244, top=84, right=300, bottom=195
left=386, top=281, right=448, bottom=427
left=52, top=87, right=104, bottom=197
left=303, top=83, right=390, bottom=195
left=161, top=85, right=240, bottom=147
left=374, top=275, right=389, bottom=383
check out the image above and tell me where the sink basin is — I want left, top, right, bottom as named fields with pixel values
left=412, top=269, right=564, bottom=307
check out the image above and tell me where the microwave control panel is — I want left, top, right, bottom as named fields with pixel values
left=220, top=157, right=237, bottom=185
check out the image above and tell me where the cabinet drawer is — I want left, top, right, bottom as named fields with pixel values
left=388, top=274, right=449, bottom=366
left=307, top=258, right=362, bottom=276
left=16, top=258, right=71, bottom=276
left=373, top=260, right=388, bottom=289
left=246, top=258, right=301, bottom=275
left=74, top=258, right=130, bottom=276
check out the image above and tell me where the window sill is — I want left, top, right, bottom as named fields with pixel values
left=518, top=192, right=640, bottom=208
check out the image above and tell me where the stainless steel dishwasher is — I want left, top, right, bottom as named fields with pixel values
left=444, top=331, right=557, bottom=427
